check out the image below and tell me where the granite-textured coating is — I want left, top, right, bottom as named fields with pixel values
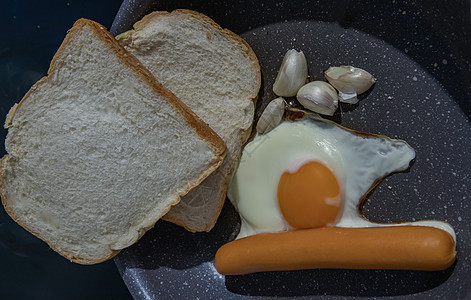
left=113, top=1, right=471, bottom=299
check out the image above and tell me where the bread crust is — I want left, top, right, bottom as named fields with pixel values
left=0, top=18, right=227, bottom=264
left=131, top=9, right=261, bottom=149
left=124, top=9, right=261, bottom=232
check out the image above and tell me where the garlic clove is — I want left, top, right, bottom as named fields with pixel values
left=273, top=49, right=308, bottom=97
left=338, top=91, right=359, bottom=104
left=256, top=97, right=286, bottom=135
left=324, top=66, right=376, bottom=102
left=296, top=81, right=338, bottom=116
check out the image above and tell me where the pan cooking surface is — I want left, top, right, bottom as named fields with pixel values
left=115, top=19, right=470, bottom=299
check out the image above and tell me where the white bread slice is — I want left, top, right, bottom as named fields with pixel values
left=0, top=19, right=226, bottom=264
left=117, top=9, right=261, bottom=232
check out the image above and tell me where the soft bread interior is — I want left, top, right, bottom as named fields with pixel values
left=0, top=19, right=225, bottom=264
left=118, top=9, right=261, bottom=231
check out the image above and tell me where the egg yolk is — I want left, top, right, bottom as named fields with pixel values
left=277, top=161, right=343, bottom=229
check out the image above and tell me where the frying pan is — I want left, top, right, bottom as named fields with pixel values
left=111, top=0, right=471, bottom=298
left=0, top=0, right=470, bottom=298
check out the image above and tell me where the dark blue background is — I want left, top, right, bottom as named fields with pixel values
left=0, top=1, right=131, bottom=298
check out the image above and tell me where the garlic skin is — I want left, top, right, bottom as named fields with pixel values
left=273, top=49, right=308, bottom=97
left=324, top=66, right=376, bottom=104
left=256, top=97, right=286, bottom=135
left=296, top=81, right=338, bottom=116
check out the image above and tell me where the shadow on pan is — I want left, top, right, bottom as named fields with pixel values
left=117, top=201, right=456, bottom=297
left=112, top=0, right=471, bottom=124
left=224, top=266, right=456, bottom=297
left=116, top=201, right=241, bottom=271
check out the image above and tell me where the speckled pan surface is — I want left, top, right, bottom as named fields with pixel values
left=113, top=0, right=471, bottom=299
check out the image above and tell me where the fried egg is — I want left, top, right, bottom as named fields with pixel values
left=228, top=113, right=455, bottom=240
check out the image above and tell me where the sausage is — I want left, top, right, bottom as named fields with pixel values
left=215, top=226, right=456, bottom=275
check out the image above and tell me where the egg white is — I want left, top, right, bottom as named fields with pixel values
left=228, top=117, right=345, bottom=238
left=228, top=114, right=456, bottom=242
